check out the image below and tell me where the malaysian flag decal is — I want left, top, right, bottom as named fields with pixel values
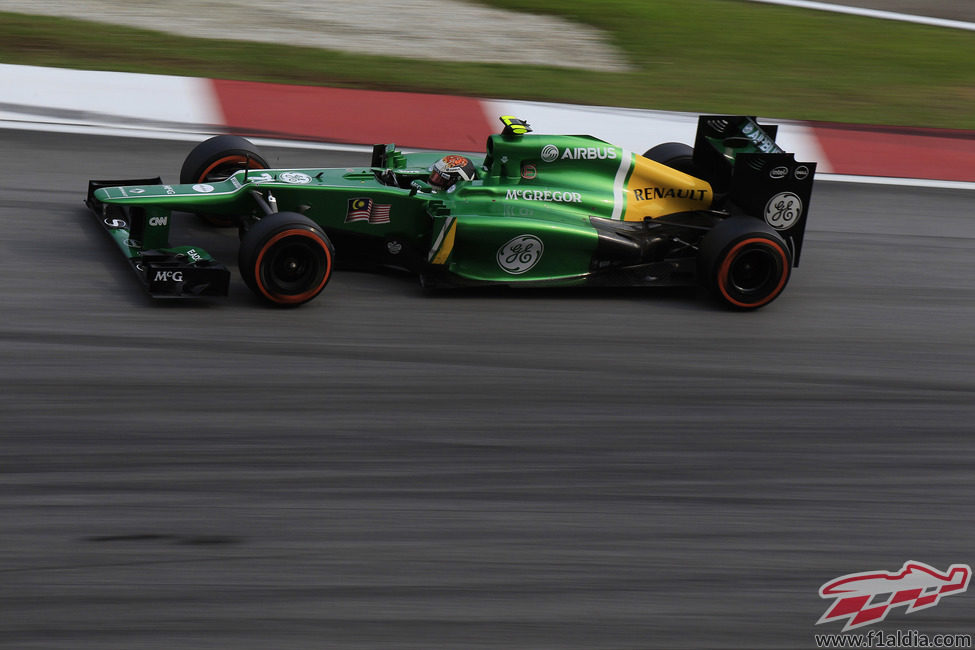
left=369, top=203, right=391, bottom=224
left=345, top=197, right=371, bottom=222
left=346, top=197, right=392, bottom=224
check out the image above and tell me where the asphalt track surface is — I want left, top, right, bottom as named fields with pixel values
left=2, top=130, right=974, bottom=649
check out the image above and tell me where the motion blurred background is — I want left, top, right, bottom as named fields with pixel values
left=2, top=2, right=974, bottom=649
left=2, top=0, right=975, bottom=128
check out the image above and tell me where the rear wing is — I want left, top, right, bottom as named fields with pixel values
left=693, top=116, right=816, bottom=266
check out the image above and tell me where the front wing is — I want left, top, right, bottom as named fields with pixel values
left=86, top=179, right=231, bottom=298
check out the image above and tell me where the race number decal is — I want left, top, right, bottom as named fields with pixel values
left=764, top=192, right=802, bottom=230
left=497, top=235, right=544, bottom=275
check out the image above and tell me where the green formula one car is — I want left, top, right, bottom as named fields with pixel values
left=86, top=115, right=815, bottom=309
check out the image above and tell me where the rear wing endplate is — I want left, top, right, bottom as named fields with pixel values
left=693, top=116, right=817, bottom=266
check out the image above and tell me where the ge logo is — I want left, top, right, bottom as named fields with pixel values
left=541, top=145, right=560, bottom=163
left=497, top=235, right=544, bottom=275
left=192, top=184, right=215, bottom=193
left=280, top=172, right=312, bottom=184
left=764, top=192, right=802, bottom=230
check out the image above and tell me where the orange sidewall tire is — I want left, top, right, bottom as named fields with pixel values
left=716, top=237, right=790, bottom=309
left=196, top=155, right=266, bottom=184
left=253, top=229, right=333, bottom=305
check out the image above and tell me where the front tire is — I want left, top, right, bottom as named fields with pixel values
left=180, top=135, right=270, bottom=226
left=238, top=212, right=334, bottom=307
left=698, top=217, right=792, bottom=310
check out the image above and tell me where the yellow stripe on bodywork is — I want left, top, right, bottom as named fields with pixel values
left=430, top=218, right=458, bottom=265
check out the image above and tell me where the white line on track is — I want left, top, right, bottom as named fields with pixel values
left=817, top=173, right=975, bottom=191
left=746, top=0, right=975, bottom=31
left=0, top=120, right=375, bottom=153
left=4, top=120, right=973, bottom=191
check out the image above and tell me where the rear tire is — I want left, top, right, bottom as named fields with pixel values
left=644, top=141, right=723, bottom=207
left=698, top=217, right=791, bottom=310
left=643, top=142, right=698, bottom=176
left=180, top=135, right=269, bottom=226
left=238, top=212, right=334, bottom=307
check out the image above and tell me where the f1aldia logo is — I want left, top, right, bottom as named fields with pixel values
left=817, top=561, right=971, bottom=631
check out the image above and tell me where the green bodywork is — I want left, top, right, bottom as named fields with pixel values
left=93, top=135, right=686, bottom=285
left=87, top=115, right=816, bottom=301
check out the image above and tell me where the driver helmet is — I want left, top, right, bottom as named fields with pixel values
left=429, top=155, right=477, bottom=190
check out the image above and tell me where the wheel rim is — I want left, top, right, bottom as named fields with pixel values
left=717, top=238, right=789, bottom=308
left=729, top=249, right=775, bottom=294
left=254, top=230, right=331, bottom=304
